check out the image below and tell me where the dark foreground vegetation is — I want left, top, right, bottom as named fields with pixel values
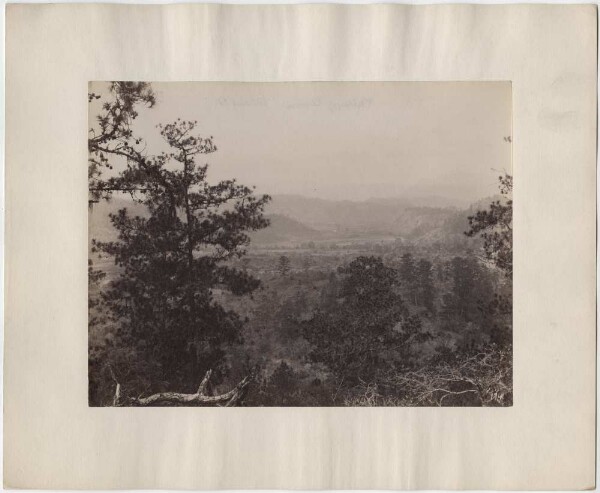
left=88, top=83, right=512, bottom=407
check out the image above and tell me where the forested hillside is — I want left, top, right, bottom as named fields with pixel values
left=88, top=82, right=512, bottom=407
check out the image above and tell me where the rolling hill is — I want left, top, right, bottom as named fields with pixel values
left=88, top=193, right=498, bottom=246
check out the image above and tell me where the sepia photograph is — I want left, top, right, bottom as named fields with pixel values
left=7, top=3, right=597, bottom=488
left=88, top=82, right=512, bottom=407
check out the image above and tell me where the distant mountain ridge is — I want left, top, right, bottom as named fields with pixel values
left=265, top=195, right=464, bottom=238
left=250, top=214, right=325, bottom=244
left=89, top=193, right=501, bottom=246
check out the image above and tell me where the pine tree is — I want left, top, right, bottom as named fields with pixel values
left=416, top=259, right=435, bottom=312
left=278, top=255, right=291, bottom=276
left=88, top=82, right=156, bottom=204
left=399, top=253, right=418, bottom=304
left=465, top=173, right=513, bottom=276
left=303, top=256, right=428, bottom=384
left=89, top=84, right=270, bottom=396
left=464, top=173, right=513, bottom=346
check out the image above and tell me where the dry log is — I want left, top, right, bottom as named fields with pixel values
left=113, top=369, right=252, bottom=407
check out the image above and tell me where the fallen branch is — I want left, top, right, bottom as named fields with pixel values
left=113, top=370, right=252, bottom=407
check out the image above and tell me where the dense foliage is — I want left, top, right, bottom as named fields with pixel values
left=89, top=82, right=512, bottom=407
left=302, top=256, right=429, bottom=385
left=465, top=173, right=513, bottom=276
left=88, top=84, right=270, bottom=403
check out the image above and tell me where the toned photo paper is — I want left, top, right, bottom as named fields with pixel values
left=4, top=4, right=596, bottom=489
left=88, top=81, right=513, bottom=409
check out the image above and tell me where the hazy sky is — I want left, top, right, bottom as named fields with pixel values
left=90, top=82, right=511, bottom=205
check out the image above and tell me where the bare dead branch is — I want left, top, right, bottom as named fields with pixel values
left=112, top=370, right=252, bottom=407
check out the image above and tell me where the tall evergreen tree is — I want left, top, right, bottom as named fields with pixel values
left=277, top=255, right=291, bottom=276
left=399, top=253, right=418, bottom=304
left=465, top=173, right=513, bottom=346
left=89, top=84, right=270, bottom=397
left=465, top=173, right=513, bottom=277
left=303, top=256, right=427, bottom=384
left=416, top=259, right=436, bottom=312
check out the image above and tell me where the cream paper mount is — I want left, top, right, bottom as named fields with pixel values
left=4, top=4, right=597, bottom=490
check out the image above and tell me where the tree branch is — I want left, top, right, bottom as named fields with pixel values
left=113, top=370, right=252, bottom=407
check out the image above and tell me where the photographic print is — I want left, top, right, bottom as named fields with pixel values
left=88, top=82, right=512, bottom=407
